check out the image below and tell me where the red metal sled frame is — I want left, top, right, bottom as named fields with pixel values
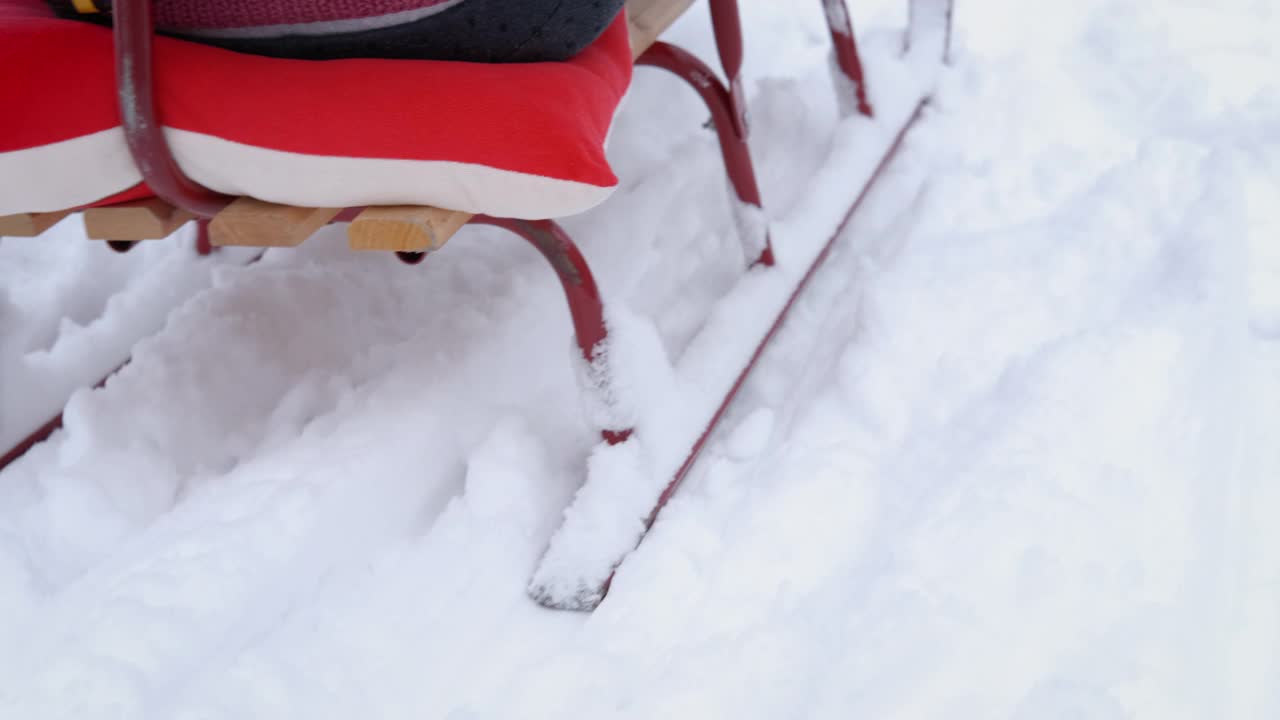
left=1, top=0, right=780, bottom=469
left=2, top=0, right=953, bottom=614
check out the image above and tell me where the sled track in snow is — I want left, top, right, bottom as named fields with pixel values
left=1, top=229, right=263, bottom=472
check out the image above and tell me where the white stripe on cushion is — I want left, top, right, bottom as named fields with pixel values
left=0, top=127, right=613, bottom=220
left=0, top=128, right=141, bottom=214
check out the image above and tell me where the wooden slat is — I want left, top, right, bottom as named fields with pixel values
left=348, top=206, right=471, bottom=253
left=84, top=199, right=193, bottom=240
left=209, top=198, right=339, bottom=248
left=626, top=0, right=696, bottom=58
left=0, top=210, right=72, bottom=237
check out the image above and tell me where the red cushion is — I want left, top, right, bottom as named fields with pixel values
left=0, top=3, right=632, bottom=218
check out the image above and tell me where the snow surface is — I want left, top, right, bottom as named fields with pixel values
left=2, top=0, right=1278, bottom=718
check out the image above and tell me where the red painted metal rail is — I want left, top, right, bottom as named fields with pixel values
left=114, top=0, right=234, bottom=218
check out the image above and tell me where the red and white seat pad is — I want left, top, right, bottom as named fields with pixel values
left=0, top=0, right=632, bottom=219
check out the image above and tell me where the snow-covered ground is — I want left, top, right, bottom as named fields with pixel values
left=2, top=0, right=1277, bottom=717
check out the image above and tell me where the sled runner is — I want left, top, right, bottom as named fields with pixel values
left=0, top=0, right=954, bottom=609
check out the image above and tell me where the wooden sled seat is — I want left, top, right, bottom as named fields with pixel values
left=0, top=0, right=633, bottom=222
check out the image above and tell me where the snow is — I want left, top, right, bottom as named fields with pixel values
left=0, top=232, right=260, bottom=455
left=2, top=0, right=1278, bottom=718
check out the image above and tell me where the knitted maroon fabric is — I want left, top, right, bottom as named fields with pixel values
left=53, top=0, right=462, bottom=30
left=158, top=1, right=460, bottom=30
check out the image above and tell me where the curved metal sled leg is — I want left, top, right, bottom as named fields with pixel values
left=471, top=216, right=632, bottom=445
left=821, top=0, right=875, bottom=117
left=114, top=0, right=233, bottom=218
left=708, top=0, right=749, bottom=137
left=195, top=220, right=215, bottom=256
left=637, top=42, right=774, bottom=268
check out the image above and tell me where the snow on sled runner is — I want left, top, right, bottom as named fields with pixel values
left=0, top=0, right=954, bottom=610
